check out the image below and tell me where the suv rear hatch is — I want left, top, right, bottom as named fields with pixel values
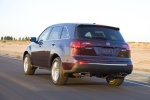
left=71, top=25, right=131, bottom=63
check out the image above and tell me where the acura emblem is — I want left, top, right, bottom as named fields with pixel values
left=106, top=42, right=110, bottom=46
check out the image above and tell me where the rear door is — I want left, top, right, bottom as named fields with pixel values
left=47, top=26, right=63, bottom=60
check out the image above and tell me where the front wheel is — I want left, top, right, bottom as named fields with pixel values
left=106, top=77, right=124, bottom=86
left=23, top=54, right=36, bottom=75
left=51, top=57, right=68, bottom=85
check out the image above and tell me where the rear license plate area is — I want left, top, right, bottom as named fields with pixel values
left=101, top=48, right=113, bottom=55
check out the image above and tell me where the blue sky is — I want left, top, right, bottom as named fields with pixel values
left=0, top=0, right=150, bottom=42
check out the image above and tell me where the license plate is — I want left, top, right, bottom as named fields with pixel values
left=101, top=48, right=113, bottom=55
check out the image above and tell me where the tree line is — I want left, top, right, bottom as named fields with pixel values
left=0, top=36, right=30, bottom=41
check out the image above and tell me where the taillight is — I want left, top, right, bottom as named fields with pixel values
left=70, top=41, right=92, bottom=48
left=70, top=41, right=81, bottom=48
left=80, top=41, right=92, bottom=47
left=70, top=41, right=92, bottom=55
left=122, top=44, right=131, bottom=57
left=122, top=44, right=130, bottom=50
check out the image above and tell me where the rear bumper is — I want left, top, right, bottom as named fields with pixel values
left=63, top=63, right=133, bottom=74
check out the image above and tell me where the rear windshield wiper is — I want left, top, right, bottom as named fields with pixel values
left=91, top=36, right=107, bottom=40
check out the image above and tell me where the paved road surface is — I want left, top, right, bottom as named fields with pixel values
left=0, top=56, right=150, bottom=100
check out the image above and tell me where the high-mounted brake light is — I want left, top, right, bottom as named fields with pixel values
left=97, top=25, right=120, bottom=30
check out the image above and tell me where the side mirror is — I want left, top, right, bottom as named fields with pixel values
left=30, top=37, right=36, bottom=42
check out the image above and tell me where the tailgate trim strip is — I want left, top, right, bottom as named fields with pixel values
left=88, top=63, right=127, bottom=66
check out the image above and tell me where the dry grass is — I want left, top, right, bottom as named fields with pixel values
left=5, top=53, right=9, bottom=56
left=128, top=42, right=150, bottom=49
left=134, top=68, right=150, bottom=73
left=0, top=40, right=30, bottom=58
left=16, top=55, right=22, bottom=59
left=128, top=42, right=150, bottom=72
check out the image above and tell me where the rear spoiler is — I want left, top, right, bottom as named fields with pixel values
left=77, top=24, right=120, bottom=31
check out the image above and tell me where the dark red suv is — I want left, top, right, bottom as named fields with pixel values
left=23, top=23, right=133, bottom=86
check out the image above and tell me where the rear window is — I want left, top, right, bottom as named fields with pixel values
left=77, top=25, right=125, bottom=41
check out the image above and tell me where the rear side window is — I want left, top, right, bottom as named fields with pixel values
left=77, top=25, right=124, bottom=41
left=61, top=27, right=69, bottom=39
left=49, top=26, right=63, bottom=40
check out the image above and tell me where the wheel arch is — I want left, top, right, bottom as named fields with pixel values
left=49, top=53, right=60, bottom=69
left=23, top=47, right=31, bottom=61
left=23, top=51, right=29, bottom=60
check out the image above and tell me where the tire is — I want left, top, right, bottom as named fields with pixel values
left=51, top=57, right=68, bottom=85
left=106, top=77, right=124, bottom=86
left=23, top=54, right=36, bottom=75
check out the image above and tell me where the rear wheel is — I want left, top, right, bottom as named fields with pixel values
left=106, top=77, right=124, bottom=86
left=51, top=57, right=68, bottom=85
left=23, top=54, right=36, bottom=75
